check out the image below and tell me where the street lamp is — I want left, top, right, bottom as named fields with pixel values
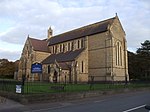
left=59, top=67, right=62, bottom=83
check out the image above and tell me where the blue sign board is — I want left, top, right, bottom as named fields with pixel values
left=31, top=63, right=42, bottom=73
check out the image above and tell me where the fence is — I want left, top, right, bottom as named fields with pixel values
left=0, top=79, right=22, bottom=93
left=0, top=78, right=150, bottom=95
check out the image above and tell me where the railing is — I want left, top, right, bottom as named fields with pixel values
left=0, top=79, right=21, bottom=93
left=0, top=78, right=150, bottom=95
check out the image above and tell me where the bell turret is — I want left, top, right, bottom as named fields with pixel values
left=47, top=27, right=53, bottom=39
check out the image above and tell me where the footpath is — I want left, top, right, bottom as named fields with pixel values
left=0, top=96, right=24, bottom=112
left=0, top=88, right=150, bottom=112
left=0, top=96, right=66, bottom=112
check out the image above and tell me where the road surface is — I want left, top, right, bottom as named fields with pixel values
left=0, top=90, right=150, bottom=112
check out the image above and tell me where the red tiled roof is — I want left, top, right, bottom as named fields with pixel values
left=29, top=37, right=49, bottom=52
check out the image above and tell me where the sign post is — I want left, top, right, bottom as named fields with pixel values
left=16, top=85, right=22, bottom=93
left=31, top=63, right=42, bottom=73
left=31, top=63, right=42, bottom=81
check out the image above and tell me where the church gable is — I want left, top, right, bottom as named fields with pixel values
left=110, top=15, right=126, bottom=41
left=21, top=36, right=49, bottom=56
left=21, top=37, right=32, bottom=56
left=29, top=37, right=49, bottom=53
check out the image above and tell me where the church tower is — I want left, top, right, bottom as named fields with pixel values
left=47, top=27, right=53, bottom=40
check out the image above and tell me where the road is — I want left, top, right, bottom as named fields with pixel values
left=0, top=90, right=150, bottom=112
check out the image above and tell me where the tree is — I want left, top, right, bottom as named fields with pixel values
left=136, top=40, right=150, bottom=80
left=128, top=40, right=150, bottom=80
left=0, top=59, right=18, bottom=79
left=128, top=51, right=139, bottom=80
left=137, top=40, right=150, bottom=55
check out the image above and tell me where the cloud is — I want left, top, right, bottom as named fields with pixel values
left=0, top=0, right=149, bottom=61
left=0, top=48, right=20, bottom=61
left=58, top=0, right=108, bottom=7
left=0, top=25, right=48, bottom=44
left=0, top=0, right=112, bottom=44
left=0, top=40, right=23, bottom=61
left=0, top=0, right=64, bottom=44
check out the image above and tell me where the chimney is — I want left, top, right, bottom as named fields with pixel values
left=47, top=27, right=53, bottom=39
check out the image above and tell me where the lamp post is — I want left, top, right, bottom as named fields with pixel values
left=59, top=67, right=62, bottom=83
left=22, top=58, right=26, bottom=94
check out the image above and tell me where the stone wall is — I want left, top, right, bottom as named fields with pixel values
left=18, top=38, right=50, bottom=81
left=88, top=32, right=110, bottom=80
left=110, top=17, right=129, bottom=81
left=87, top=17, right=128, bottom=81
left=76, top=43, right=88, bottom=82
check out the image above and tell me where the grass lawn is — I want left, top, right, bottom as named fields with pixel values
left=23, top=83, right=91, bottom=93
left=22, top=82, right=150, bottom=94
left=1, top=80, right=150, bottom=94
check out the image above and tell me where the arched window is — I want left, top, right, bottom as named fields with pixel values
left=71, top=41, right=74, bottom=50
left=81, top=61, right=84, bottom=73
left=115, top=42, right=119, bottom=65
left=60, top=44, right=62, bottom=52
left=68, top=42, right=70, bottom=51
left=116, top=42, right=122, bottom=66
left=120, top=46, right=122, bottom=66
left=53, top=46, right=55, bottom=54
left=115, top=45, right=117, bottom=65
left=77, top=40, right=80, bottom=49
left=63, top=44, right=65, bottom=52
left=117, top=42, right=119, bottom=65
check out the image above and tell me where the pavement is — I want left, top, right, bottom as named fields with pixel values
left=0, top=90, right=150, bottom=112
left=0, top=96, right=24, bottom=112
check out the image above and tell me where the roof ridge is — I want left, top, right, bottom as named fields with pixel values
left=48, top=16, right=116, bottom=46
left=29, top=37, right=46, bottom=41
left=52, top=16, right=115, bottom=38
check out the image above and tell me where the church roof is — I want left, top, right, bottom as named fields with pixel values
left=57, top=62, right=72, bottom=70
left=29, top=37, right=49, bottom=52
left=48, top=17, right=115, bottom=46
left=42, top=48, right=84, bottom=64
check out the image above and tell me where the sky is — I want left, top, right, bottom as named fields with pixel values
left=0, top=0, right=150, bottom=61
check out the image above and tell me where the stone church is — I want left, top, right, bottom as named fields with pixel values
left=18, top=15, right=129, bottom=83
